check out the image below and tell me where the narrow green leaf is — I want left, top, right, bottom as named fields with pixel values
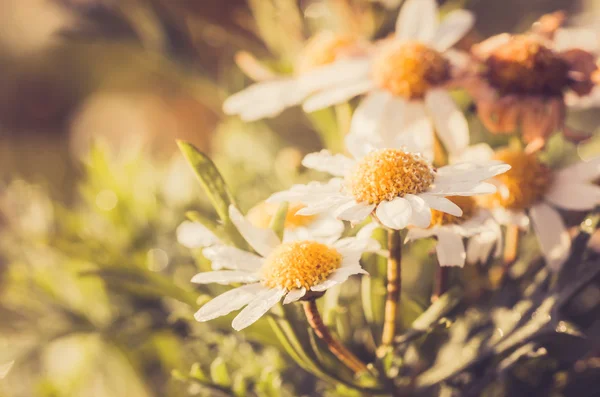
left=269, top=202, right=289, bottom=241
left=177, top=141, right=236, bottom=223
left=209, top=357, right=231, bottom=387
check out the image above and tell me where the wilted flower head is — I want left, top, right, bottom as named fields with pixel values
left=463, top=11, right=600, bottom=151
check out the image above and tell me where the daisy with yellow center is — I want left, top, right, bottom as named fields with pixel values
left=406, top=195, right=502, bottom=267
left=191, top=206, right=376, bottom=330
left=299, top=0, right=475, bottom=159
left=460, top=143, right=600, bottom=271
left=267, top=133, right=510, bottom=230
left=463, top=12, right=600, bottom=151
left=223, top=31, right=368, bottom=122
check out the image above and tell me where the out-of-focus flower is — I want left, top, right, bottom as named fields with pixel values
left=247, top=201, right=345, bottom=242
left=267, top=131, right=510, bottom=230
left=406, top=196, right=502, bottom=267
left=464, top=143, right=600, bottom=271
left=223, top=31, right=370, bottom=121
left=298, top=0, right=475, bottom=159
left=191, top=206, right=374, bottom=331
left=463, top=12, right=600, bottom=152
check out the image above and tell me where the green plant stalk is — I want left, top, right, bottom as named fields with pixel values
left=380, top=229, right=402, bottom=349
left=302, top=300, right=368, bottom=374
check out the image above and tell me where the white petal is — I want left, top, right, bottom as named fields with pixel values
left=191, top=270, right=259, bottom=285
left=349, top=91, right=391, bottom=137
left=305, top=215, right=345, bottom=239
left=311, top=266, right=367, bottom=292
left=303, top=79, right=375, bottom=113
left=425, top=90, right=469, bottom=155
left=229, top=206, right=280, bottom=257
left=553, top=27, right=599, bottom=53
left=377, top=96, right=409, bottom=148
left=406, top=227, right=436, bottom=241
left=223, top=79, right=298, bottom=120
left=345, top=131, right=379, bottom=160
left=436, top=230, right=466, bottom=267
left=394, top=101, right=434, bottom=159
left=334, top=201, right=376, bottom=224
left=302, top=150, right=355, bottom=177
left=427, top=181, right=497, bottom=196
left=432, top=10, right=475, bottom=51
left=544, top=183, right=600, bottom=211
left=268, top=179, right=344, bottom=204
left=283, top=288, right=307, bottom=304
left=376, top=197, right=413, bottom=229
left=436, top=162, right=511, bottom=182
left=395, top=0, right=438, bottom=43
left=530, top=202, right=570, bottom=272
left=405, top=194, right=432, bottom=228
left=491, top=208, right=529, bottom=229
left=202, top=245, right=263, bottom=271
left=450, top=143, right=494, bottom=164
left=232, top=288, right=286, bottom=330
left=194, top=283, right=265, bottom=322
left=419, top=194, right=462, bottom=216
left=555, top=157, right=600, bottom=183
left=297, top=58, right=372, bottom=92
left=356, top=221, right=379, bottom=240
left=466, top=220, right=502, bottom=264
left=296, top=195, right=352, bottom=216
left=176, top=221, right=220, bottom=248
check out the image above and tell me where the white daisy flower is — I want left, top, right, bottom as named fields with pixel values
left=223, top=31, right=370, bottom=122
left=406, top=196, right=502, bottom=267
left=191, top=206, right=375, bottom=331
left=461, top=143, right=600, bottom=271
left=299, top=0, right=475, bottom=158
left=267, top=135, right=511, bottom=230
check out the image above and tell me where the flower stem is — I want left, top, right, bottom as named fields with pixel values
left=431, top=266, right=449, bottom=302
left=302, top=300, right=368, bottom=374
left=380, top=229, right=402, bottom=349
left=503, top=224, right=520, bottom=267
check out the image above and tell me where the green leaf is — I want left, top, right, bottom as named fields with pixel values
left=210, top=357, right=231, bottom=387
left=177, top=141, right=236, bottom=223
left=269, top=202, right=289, bottom=241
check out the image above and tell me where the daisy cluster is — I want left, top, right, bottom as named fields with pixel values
left=178, top=0, right=600, bottom=383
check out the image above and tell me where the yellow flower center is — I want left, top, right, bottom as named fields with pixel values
left=296, top=32, right=358, bottom=73
left=347, top=149, right=436, bottom=205
left=480, top=149, right=553, bottom=211
left=486, top=35, right=569, bottom=96
left=430, top=196, right=477, bottom=227
left=261, top=241, right=342, bottom=290
left=372, top=41, right=450, bottom=99
left=247, top=202, right=317, bottom=230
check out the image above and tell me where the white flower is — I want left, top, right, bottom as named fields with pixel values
left=177, top=221, right=220, bottom=249
left=191, top=206, right=376, bottom=330
left=267, top=136, right=510, bottom=230
left=222, top=0, right=475, bottom=158
left=406, top=203, right=502, bottom=267
left=460, top=143, right=600, bottom=271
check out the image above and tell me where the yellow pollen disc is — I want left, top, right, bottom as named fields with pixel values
left=430, top=196, right=477, bottom=227
left=347, top=149, right=436, bottom=205
left=261, top=241, right=342, bottom=290
left=486, top=35, right=569, bottom=96
left=480, top=149, right=553, bottom=211
left=247, top=202, right=317, bottom=230
left=372, top=41, right=450, bottom=99
left=296, top=32, right=358, bottom=73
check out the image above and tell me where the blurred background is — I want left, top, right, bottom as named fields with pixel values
left=0, top=1, right=599, bottom=396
